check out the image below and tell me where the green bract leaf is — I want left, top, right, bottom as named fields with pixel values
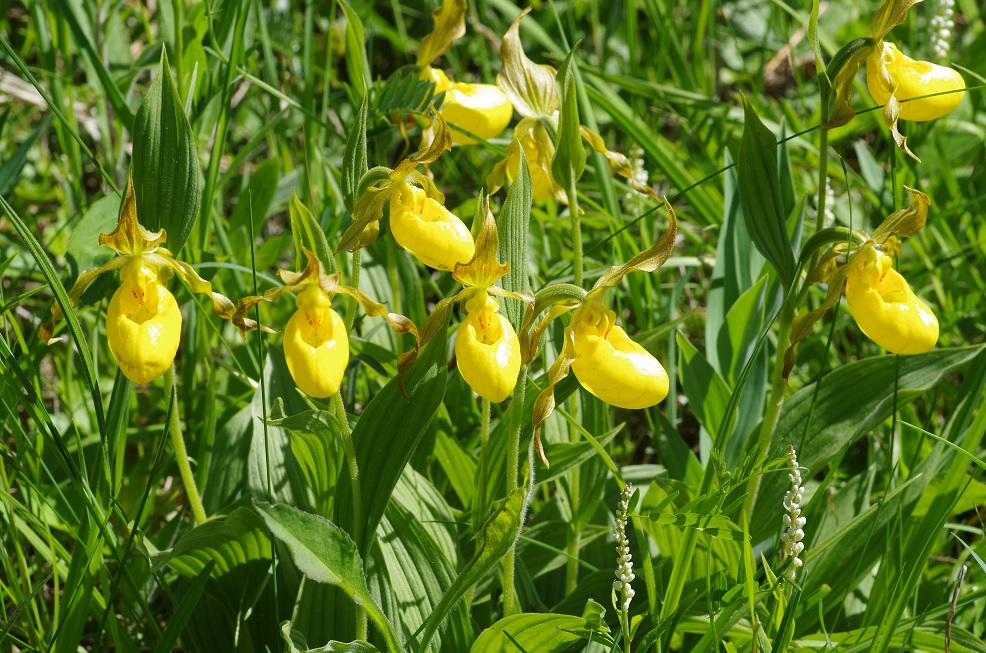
left=496, top=8, right=559, bottom=119
left=550, top=46, right=586, bottom=198
left=132, top=48, right=202, bottom=256
left=498, top=150, right=533, bottom=331
left=415, top=0, right=467, bottom=69
left=342, top=94, right=369, bottom=214
left=737, top=97, right=796, bottom=288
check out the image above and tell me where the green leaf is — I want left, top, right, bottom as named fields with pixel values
left=677, top=332, right=731, bottom=443
left=418, top=483, right=532, bottom=652
left=230, top=158, right=281, bottom=239
left=282, top=622, right=381, bottom=653
left=290, top=192, right=336, bottom=273
left=334, top=334, right=449, bottom=555
left=338, top=0, right=370, bottom=94
left=498, top=151, right=533, bottom=332
left=152, top=560, right=214, bottom=653
left=551, top=46, right=586, bottom=199
left=154, top=507, right=271, bottom=616
left=342, top=94, right=369, bottom=214
left=470, top=600, right=609, bottom=652
left=736, top=97, right=796, bottom=287
left=374, top=469, right=470, bottom=652
left=266, top=398, right=342, bottom=518
left=255, top=503, right=402, bottom=653
left=750, top=344, right=986, bottom=542
left=132, top=48, right=202, bottom=255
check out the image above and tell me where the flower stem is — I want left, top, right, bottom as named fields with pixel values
left=477, top=398, right=492, bottom=525
left=332, top=390, right=366, bottom=640
left=332, top=392, right=362, bottom=546
left=344, top=249, right=362, bottom=333
left=501, top=367, right=526, bottom=616
left=164, top=366, right=207, bottom=526
left=566, top=178, right=584, bottom=592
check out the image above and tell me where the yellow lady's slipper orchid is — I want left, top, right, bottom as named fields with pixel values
left=455, top=291, right=521, bottom=402
left=38, top=176, right=237, bottom=384
left=866, top=42, right=965, bottom=121
left=106, top=258, right=182, bottom=384
left=234, top=242, right=415, bottom=400
left=569, top=301, right=669, bottom=409
left=421, top=67, right=513, bottom=145
left=283, top=284, right=349, bottom=399
left=389, top=181, right=476, bottom=271
left=845, top=248, right=938, bottom=355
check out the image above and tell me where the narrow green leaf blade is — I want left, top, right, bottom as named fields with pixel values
left=498, top=151, right=532, bottom=331
left=132, top=49, right=202, bottom=255
left=338, top=0, right=370, bottom=94
left=736, top=98, right=795, bottom=286
left=751, top=344, right=986, bottom=541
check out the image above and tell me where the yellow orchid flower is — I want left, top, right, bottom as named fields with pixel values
left=105, top=257, right=182, bottom=384
left=845, top=247, right=938, bottom=354
left=825, top=0, right=966, bottom=161
left=866, top=42, right=965, bottom=122
left=569, top=299, right=669, bottom=409
left=527, top=199, right=677, bottom=465
left=396, top=195, right=532, bottom=400
left=283, top=284, right=350, bottom=399
left=38, top=176, right=236, bottom=384
left=455, top=290, right=522, bottom=402
left=389, top=181, right=475, bottom=271
left=337, top=111, right=472, bottom=270
left=421, top=67, right=513, bottom=146
left=235, top=247, right=415, bottom=399
left=785, top=188, right=936, bottom=377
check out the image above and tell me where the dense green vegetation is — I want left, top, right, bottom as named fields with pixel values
left=1, top=0, right=984, bottom=651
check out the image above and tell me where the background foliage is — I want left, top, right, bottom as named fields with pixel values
left=1, top=0, right=985, bottom=651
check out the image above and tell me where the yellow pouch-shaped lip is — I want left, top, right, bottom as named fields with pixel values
left=421, top=67, right=514, bottom=145
left=455, top=293, right=521, bottom=402
left=846, top=249, right=938, bottom=355
left=866, top=42, right=965, bottom=121
left=570, top=307, right=669, bottom=410
left=283, top=284, right=349, bottom=398
left=107, top=261, right=182, bottom=384
left=389, top=182, right=475, bottom=271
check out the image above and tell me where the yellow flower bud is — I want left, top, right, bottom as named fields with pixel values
left=283, top=284, right=349, bottom=398
left=106, top=257, right=182, bottom=384
left=422, top=67, right=514, bottom=145
left=845, top=248, right=938, bottom=355
left=570, top=302, right=669, bottom=409
left=455, top=292, right=521, bottom=402
left=389, top=182, right=476, bottom=271
left=866, top=42, right=965, bottom=121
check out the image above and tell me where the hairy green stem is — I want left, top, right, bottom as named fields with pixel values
left=164, top=366, right=207, bottom=526
left=477, top=398, right=492, bottom=525
left=569, top=180, right=583, bottom=287
left=501, top=368, right=527, bottom=616
left=566, top=178, right=584, bottom=593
